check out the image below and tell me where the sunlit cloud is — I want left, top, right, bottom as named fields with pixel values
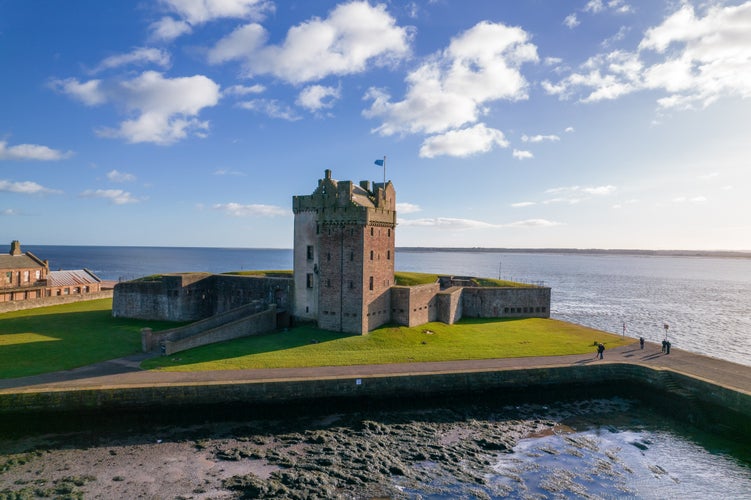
left=396, top=202, right=422, bottom=214
left=80, top=189, right=141, bottom=204
left=0, top=179, right=60, bottom=195
left=106, top=169, right=136, bottom=183
left=212, top=202, right=288, bottom=216
left=0, top=140, right=73, bottom=161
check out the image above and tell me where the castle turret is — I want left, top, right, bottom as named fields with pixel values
left=293, top=170, right=396, bottom=334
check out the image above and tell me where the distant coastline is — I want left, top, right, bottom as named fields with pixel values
left=396, top=247, right=751, bottom=259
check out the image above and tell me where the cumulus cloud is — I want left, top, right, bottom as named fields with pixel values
left=544, top=2, right=751, bottom=110
left=159, top=0, right=272, bottom=25
left=80, top=189, right=141, bottom=204
left=395, top=202, right=421, bottom=214
left=522, top=134, right=560, bottom=143
left=564, top=14, right=580, bottom=29
left=364, top=21, right=538, bottom=137
left=224, top=84, right=265, bottom=96
left=541, top=184, right=616, bottom=204
left=212, top=202, right=288, bottom=216
left=54, top=71, right=220, bottom=145
left=0, top=179, right=60, bottom=195
left=214, top=169, right=246, bottom=176
left=149, top=16, right=192, bottom=41
left=297, top=85, right=341, bottom=111
left=511, top=201, right=536, bottom=207
left=92, top=48, right=170, bottom=73
left=106, top=170, right=136, bottom=183
left=512, top=149, right=533, bottom=160
left=49, top=78, right=107, bottom=106
left=420, top=124, right=509, bottom=158
left=237, top=99, right=301, bottom=121
left=0, top=140, right=73, bottom=161
left=209, top=2, right=410, bottom=84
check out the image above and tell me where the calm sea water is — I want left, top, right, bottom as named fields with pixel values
left=26, top=245, right=751, bottom=367
left=14, top=246, right=751, bottom=497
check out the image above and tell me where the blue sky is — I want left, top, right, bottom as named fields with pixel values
left=1, top=0, right=750, bottom=250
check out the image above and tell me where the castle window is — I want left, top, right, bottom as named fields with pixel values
left=369, top=276, right=374, bottom=291
left=316, top=224, right=320, bottom=235
left=4, top=272, right=10, bottom=284
left=370, top=250, right=374, bottom=261
left=349, top=281, right=354, bottom=289
left=370, top=227, right=374, bottom=236
left=387, top=250, right=390, bottom=260
left=306, top=273, right=314, bottom=288
left=350, top=251, right=354, bottom=261
left=327, top=252, right=331, bottom=262
left=23, top=271, right=29, bottom=282
left=388, top=228, right=391, bottom=237
left=307, top=245, right=314, bottom=260
left=326, top=279, right=331, bottom=288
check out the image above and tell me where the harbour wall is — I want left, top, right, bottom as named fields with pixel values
left=1, top=364, right=748, bottom=438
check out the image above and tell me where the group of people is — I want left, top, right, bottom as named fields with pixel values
left=596, top=336, right=673, bottom=360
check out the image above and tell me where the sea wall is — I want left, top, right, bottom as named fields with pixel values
left=1, top=364, right=748, bottom=438
left=0, top=290, right=113, bottom=314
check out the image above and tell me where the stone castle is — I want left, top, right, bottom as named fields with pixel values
left=113, top=169, right=550, bottom=353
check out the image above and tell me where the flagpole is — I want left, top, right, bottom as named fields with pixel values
left=382, top=155, right=386, bottom=187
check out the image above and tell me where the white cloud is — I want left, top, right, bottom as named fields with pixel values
left=584, top=0, right=605, bottom=13
left=0, top=179, right=60, bottom=195
left=672, top=195, right=707, bottom=203
left=80, top=189, right=140, bottom=204
left=214, top=169, right=246, bottom=176
left=159, top=0, right=272, bottom=25
left=582, top=185, right=616, bottom=195
left=149, top=16, right=192, bottom=41
left=0, top=140, right=73, bottom=161
left=511, top=201, right=536, bottom=207
left=106, top=170, right=136, bottom=183
left=396, top=202, right=421, bottom=214
left=505, top=219, right=562, bottom=227
left=209, top=2, right=410, bottom=84
left=212, top=202, right=288, bottom=217
left=92, top=48, right=170, bottom=73
left=512, top=149, right=533, bottom=160
left=224, top=84, right=265, bottom=96
left=1, top=208, right=21, bottom=216
left=564, top=14, right=580, bottom=29
left=565, top=126, right=575, bottom=133
left=420, top=124, right=509, bottom=158
left=522, top=134, right=560, bottom=143
left=49, top=78, right=107, bottom=106
left=398, top=217, right=499, bottom=229
left=541, top=184, right=615, bottom=204
left=55, top=71, right=220, bottom=145
left=364, top=21, right=538, bottom=137
left=237, top=99, right=301, bottom=121
left=297, top=85, right=341, bottom=111
left=544, top=2, right=751, bottom=110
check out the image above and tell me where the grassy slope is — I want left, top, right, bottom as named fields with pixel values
left=0, top=299, right=181, bottom=379
left=142, top=318, right=630, bottom=372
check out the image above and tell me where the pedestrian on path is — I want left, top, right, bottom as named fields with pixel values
left=666, top=341, right=671, bottom=354
left=640, top=337, right=644, bottom=349
left=597, top=343, right=605, bottom=360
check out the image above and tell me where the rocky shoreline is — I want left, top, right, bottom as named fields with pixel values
left=0, top=397, right=645, bottom=499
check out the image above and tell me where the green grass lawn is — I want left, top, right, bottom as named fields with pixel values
left=0, top=299, right=181, bottom=379
left=142, top=317, right=631, bottom=372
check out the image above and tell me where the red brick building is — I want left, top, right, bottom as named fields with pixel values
left=0, top=241, right=103, bottom=305
left=292, top=170, right=396, bottom=334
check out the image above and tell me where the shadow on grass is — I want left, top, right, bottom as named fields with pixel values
left=0, top=306, right=182, bottom=379
left=142, top=325, right=355, bottom=370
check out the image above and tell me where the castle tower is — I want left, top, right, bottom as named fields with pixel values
left=292, top=169, right=396, bottom=334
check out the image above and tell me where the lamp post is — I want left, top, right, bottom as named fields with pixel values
left=663, top=323, right=669, bottom=342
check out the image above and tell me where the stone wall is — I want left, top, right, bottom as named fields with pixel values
left=113, top=273, right=292, bottom=322
left=0, top=290, right=113, bottom=314
left=461, top=287, right=551, bottom=319
left=436, top=286, right=463, bottom=325
left=390, top=283, right=440, bottom=327
left=161, top=306, right=277, bottom=356
left=2, top=364, right=748, bottom=439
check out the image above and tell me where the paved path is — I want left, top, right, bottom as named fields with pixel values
left=1, top=341, right=749, bottom=395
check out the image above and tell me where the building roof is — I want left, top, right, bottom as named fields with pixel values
left=47, top=269, right=102, bottom=287
left=0, top=253, right=47, bottom=271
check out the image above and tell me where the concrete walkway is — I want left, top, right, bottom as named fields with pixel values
left=1, top=341, right=749, bottom=395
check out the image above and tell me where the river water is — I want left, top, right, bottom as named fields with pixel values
left=3, top=246, right=748, bottom=498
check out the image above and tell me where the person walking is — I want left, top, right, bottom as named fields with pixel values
left=666, top=341, right=671, bottom=354
left=597, top=343, right=605, bottom=360
left=639, top=337, right=644, bottom=349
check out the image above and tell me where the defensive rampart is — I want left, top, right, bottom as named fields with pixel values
left=0, top=364, right=748, bottom=438
left=0, top=290, right=113, bottom=314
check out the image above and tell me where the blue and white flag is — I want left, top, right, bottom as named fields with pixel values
left=374, top=159, right=384, bottom=166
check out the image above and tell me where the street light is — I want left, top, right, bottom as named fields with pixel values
left=663, top=323, right=669, bottom=341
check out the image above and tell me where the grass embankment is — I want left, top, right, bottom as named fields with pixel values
left=394, top=272, right=533, bottom=288
left=142, top=318, right=630, bottom=372
left=0, top=299, right=181, bottom=379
